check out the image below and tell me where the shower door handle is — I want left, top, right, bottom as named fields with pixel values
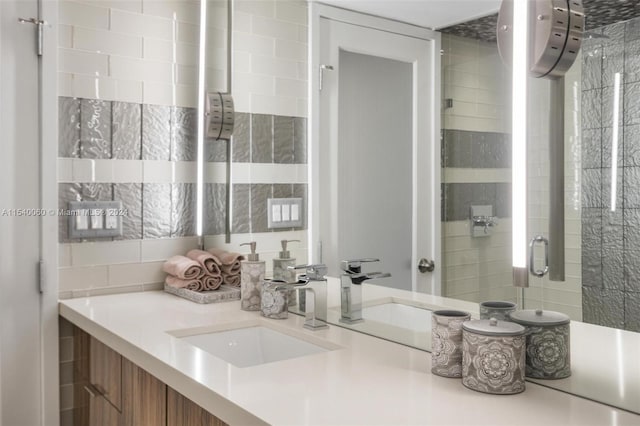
left=418, top=258, right=435, bottom=273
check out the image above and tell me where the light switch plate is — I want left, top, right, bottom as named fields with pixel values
left=68, top=201, right=123, bottom=239
left=267, top=198, right=303, bottom=229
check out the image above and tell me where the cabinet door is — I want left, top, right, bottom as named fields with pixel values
left=90, top=337, right=122, bottom=411
left=167, top=387, right=227, bottom=426
left=88, top=391, right=120, bottom=426
left=121, top=358, right=166, bottom=426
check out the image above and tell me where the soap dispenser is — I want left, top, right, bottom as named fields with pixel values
left=239, top=241, right=265, bottom=311
left=273, top=239, right=299, bottom=282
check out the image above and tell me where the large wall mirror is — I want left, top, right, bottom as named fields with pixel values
left=205, top=0, right=639, bottom=414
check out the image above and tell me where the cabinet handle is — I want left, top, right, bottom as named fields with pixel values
left=83, top=384, right=103, bottom=398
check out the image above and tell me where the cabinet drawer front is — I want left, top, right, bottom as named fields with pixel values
left=90, top=337, right=122, bottom=411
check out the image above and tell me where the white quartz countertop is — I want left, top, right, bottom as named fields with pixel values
left=59, top=291, right=640, bottom=425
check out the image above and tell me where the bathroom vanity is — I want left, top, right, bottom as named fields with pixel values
left=59, top=292, right=640, bottom=425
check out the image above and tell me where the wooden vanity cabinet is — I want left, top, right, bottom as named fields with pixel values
left=69, top=323, right=227, bottom=426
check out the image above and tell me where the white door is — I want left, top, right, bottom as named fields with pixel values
left=314, top=14, right=441, bottom=294
left=0, top=0, right=48, bottom=424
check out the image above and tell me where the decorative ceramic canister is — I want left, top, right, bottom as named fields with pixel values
left=462, top=318, right=526, bottom=395
left=479, top=301, right=517, bottom=321
left=431, top=310, right=471, bottom=377
left=509, top=309, right=571, bottom=379
left=260, top=280, right=289, bottom=319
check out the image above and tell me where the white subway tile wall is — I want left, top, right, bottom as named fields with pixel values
left=58, top=0, right=310, bottom=296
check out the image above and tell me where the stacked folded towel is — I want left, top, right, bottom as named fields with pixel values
left=163, top=255, right=205, bottom=291
left=186, top=249, right=222, bottom=291
left=207, top=248, right=245, bottom=287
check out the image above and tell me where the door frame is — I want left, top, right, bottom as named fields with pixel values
left=308, top=3, right=442, bottom=293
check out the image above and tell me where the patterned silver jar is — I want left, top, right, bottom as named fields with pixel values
left=509, top=309, right=571, bottom=379
left=462, top=318, right=526, bottom=395
left=479, top=301, right=517, bottom=321
left=431, top=310, right=471, bottom=377
left=260, top=280, right=289, bottom=319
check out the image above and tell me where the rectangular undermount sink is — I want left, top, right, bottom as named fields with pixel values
left=172, top=322, right=338, bottom=368
left=363, top=302, right=432, bottom=332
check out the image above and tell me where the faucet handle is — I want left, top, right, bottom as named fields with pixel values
left=341, top=258, right=379, bottom=273
left=288, top=264, right=327, bottom=280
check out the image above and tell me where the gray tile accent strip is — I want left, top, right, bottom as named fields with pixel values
left=442, top=183, right=511, bottom=222
left=142, top=104, right=171, bottom=160
left=80, top=99, right=112, bottom=159
left=142, top=183, right=171, bottom=239
left=58, top=97, right=80, bottom=158
left=112, top=101, right=142, bottom=160
left=443, top=130, right=511, bottom=168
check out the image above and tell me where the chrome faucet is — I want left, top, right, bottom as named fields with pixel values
left=339, top=259, right=391, bottom=324
left=278, top=264, right=329, bottom=331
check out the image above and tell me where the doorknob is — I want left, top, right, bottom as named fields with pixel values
left=418, top=258, right=435, bottom=273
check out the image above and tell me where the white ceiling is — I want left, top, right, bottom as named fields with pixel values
left=315, top=0, right=501, bottom=29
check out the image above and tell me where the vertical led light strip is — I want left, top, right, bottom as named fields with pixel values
left=611, top=72, right=621, bottom=212
left=512, top=0, right=528, bottom=284
left=196, top=0, right=209, bottom=238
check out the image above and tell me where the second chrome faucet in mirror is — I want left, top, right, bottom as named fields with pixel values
left=339, top=259, right=391, bottom=324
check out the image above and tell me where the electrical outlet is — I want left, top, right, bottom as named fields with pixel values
left=68, top=201, right=123, bottom=239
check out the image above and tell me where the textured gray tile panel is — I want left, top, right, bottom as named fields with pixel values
left=601, top=127, right=622, bottom=168
left=112, top=102, right=142, bottom=160
left=203, top=183, right=226, bottom=235
left=624, top=250, right=640, bottom=293
left=602, top=21, right=626, bottom=45
left=293, top=183, right=308, bottom=229
left=582, top=287, right=625, bottom=329
left=624, top=124, right=640, bottom=166
left=142, top=183, right=171, bottom=239
left=274, top=116, right=294, bottom=164
left=581, top=168, right=602, bottom=208
left=443, top=183, right=508, bottom=222
left=171, top=107, right=198, bottom=161
left=444, top=130, right=471, bottom=168
left=250, top=184, right=272, bottom=233
left=293, top=117, right=307, bottom=164
left=624, top=82, right=640, bottom=126
left=80, top=99, right=112, bottom=159
left=495, top=183, right=511, bottom=218
left=206, top=138, right=228, bottom=162
left=581, top=45, right=602, bottom=91
left=171, top=183, right=196, bottom=237
left=232, top=112, right=250, bottom=163
left=624, top=39, right=640, bottom=84
left=581, top=128, right=602, bottom=169
left=601, top=167, right=623, bottom=210
left=232, top=184, right=251, bottom=234
left=114, top=183, right=142, bottom=240
left=602, top=85, right=624, bottom=128
left=82, top=183, right=113, bottom=201
left=58, top=183, right=82, bottom=243
left=624, top=209, right=640, bottom=252
left=58, top=97, right=81, bottom=158
left=273, top=183, right=293, bottom=199
left=627, top=16, right=640, bottom=42
left=602, top=209, right=624, bottom=290
left=251, top=114, right=273, bottom=163
left=624, top=167, right=640, bottom=208
left=581, top=89, right=602, bottom=130
left=484, top=133, right=511, bottom=168
left=142, top=104, right=171, bottom=160
left=624, top=291, right=640, bottom=332
left=581, top=208, right=602, bottom=288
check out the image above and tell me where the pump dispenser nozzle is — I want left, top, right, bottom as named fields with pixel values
left=279, top=239, right=300, bottom=259
left=240, top=241, right=259, bottom=261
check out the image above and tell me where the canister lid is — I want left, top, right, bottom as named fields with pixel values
left=462, top=318, right=526, bottom=336
left=509, top=309, right=570, bottom=326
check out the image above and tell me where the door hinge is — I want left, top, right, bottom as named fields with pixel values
left=319, top=65, right=334, bottom=91
left=18, top=17, right=46, bottom=56
left=38, top=260, right=46, bottom=294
